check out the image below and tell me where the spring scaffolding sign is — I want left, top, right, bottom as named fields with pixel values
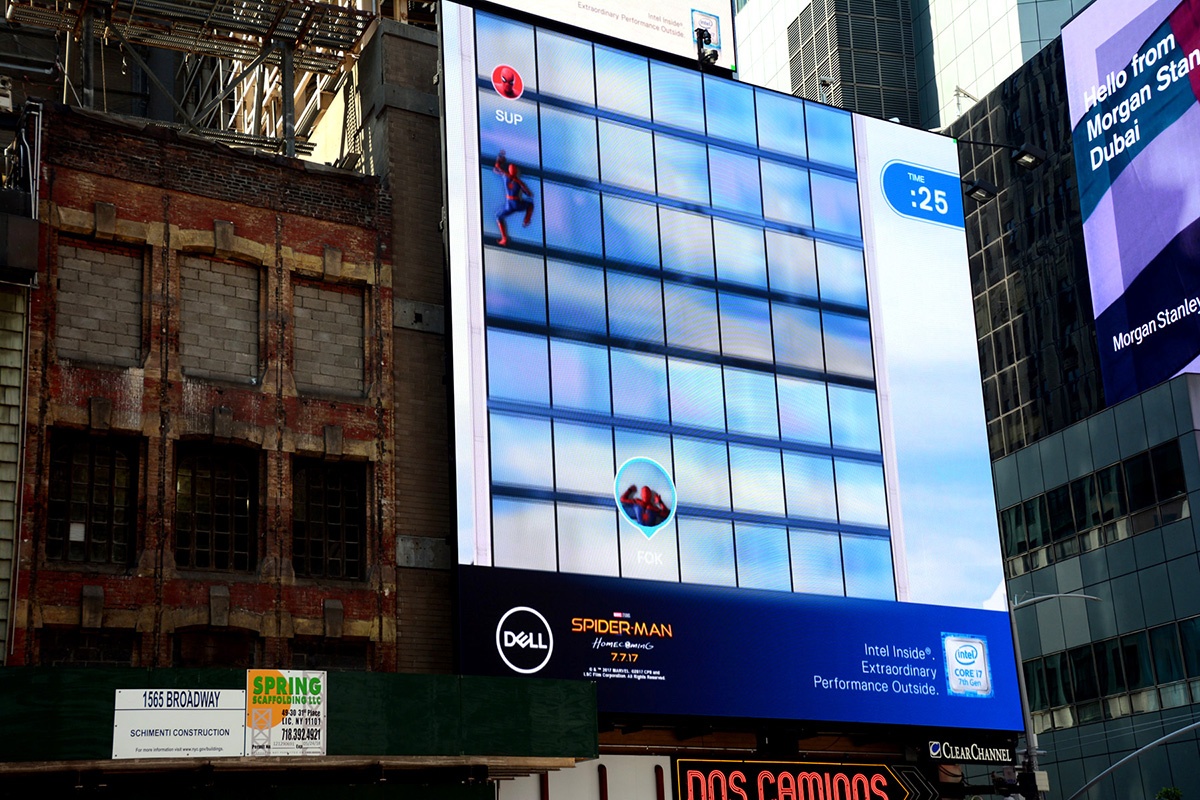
left=245, top=669, right=327, bottom=757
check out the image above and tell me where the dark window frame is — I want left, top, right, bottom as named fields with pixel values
left=293, top=459, right=367, bottom=580
left=46, top=431, right=139, bottom=565
left=174, top=442, right=259, bottom=572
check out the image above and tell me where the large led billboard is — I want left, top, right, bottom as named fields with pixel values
left=443, top=1, right=1022, bottom=733
left=469, top=0, right=735, bottom=71
left=1063, top=0, right=1200, bottom=404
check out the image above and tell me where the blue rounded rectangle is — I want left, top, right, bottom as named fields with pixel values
left=881, top=161, right=965, bottom=229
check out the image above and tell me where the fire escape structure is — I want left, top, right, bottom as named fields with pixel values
left=4, top=0, right=376, bottom=156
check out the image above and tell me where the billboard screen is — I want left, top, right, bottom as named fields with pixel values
left=443, top=1, right=1022, bottom=733
left=467, top=0, right=735, bottom=71
left=1063, top=0, right=1200, bottom=404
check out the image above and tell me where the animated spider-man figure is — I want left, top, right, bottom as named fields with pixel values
left=620, top=484, right=671, bottom=527
left=497, top=66, right=519, bottom=98
left=493, top=150, right=534, bottom=246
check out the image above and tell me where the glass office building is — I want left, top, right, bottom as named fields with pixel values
left=949, top=31, right=1200, bottom=800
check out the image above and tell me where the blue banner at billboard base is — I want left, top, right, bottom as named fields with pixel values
left=459, top=565, right=1023, bottom=732
left=1096, top=213, right=1200, bottom=404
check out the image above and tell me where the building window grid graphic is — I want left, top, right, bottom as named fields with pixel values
left=46, top=432, right=138, bottom=565
left=475, top=12, right=896, bottom=600
left=174, top=444, right=258, bottom=572
left=999, top=439, right=1189, bottom=577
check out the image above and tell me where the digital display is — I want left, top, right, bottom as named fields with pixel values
left=1062, top=0, right=1200, bottom=403
left=469, top=0, right=736, bottom=70
left=443, top=1, right=1022, bottom=733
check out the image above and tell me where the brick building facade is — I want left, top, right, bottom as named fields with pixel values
left=8, top=103, right=408, bottom=670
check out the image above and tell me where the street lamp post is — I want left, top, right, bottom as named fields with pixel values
left=1008, top=592, right=1101, bottom=798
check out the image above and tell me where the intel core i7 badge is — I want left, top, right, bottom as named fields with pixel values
left=943, top=633, right=993, bottom=698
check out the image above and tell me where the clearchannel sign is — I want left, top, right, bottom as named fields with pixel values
left=1063, top=0, right=1200, bottom=403
left=443, top=0, right=1022, bottom=735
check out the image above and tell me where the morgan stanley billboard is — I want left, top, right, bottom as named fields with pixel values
left=1064, top=0, right=1200, bottom=403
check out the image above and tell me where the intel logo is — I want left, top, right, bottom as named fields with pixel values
left=495, top=606, right=554, bottom=674
left=955, top=644, right=979, bottom=665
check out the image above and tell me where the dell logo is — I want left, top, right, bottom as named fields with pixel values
left=496, top=606, right=554, bottom=674
left=955, top=645, right=979, bottom=665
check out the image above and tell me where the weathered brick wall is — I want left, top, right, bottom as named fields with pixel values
left=11, top=103, right=396, bottom=670
left=55, top=242, right=142, bottom=366
left=179, top=256, right=260, bottom=380
left=293, top=283, right=364, bottom=395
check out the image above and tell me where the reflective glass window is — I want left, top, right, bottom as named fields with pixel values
left=828, top=385, right=881, bottom=453
left=547, top=260, right=606, bottom=334
left=678, top=517, right=736, bottom=586
left=485, top=249, right=545, bottom=323
left=1096, top=463, right=1127, bottom=522
left=1025, top=659, right=1049, bottom=711
left=535, top=29, right=594, bottom=104
left=835, top=459, right=888, bottom=527
left=544, top=183, right=603, bottom=256
left=1095, top=638, right=1126, bottom=695
left=1179, top=617, right=1200, bottom=678
left=655, top=134, right=710, bottom=205
left=553, top=421, right=614, bottom=495
left=815, top=241, right=867, bottom=309
left=611, top=350, right=669, bottom=422
left=603, top=196, right=659, bottom=267
left=650, top=62, right=705, bottom=133
left=1045, top=651, right=1073, bottom=706
left=1024, top=495, right=1049, bottom=549
left=550, top=339, right=611, bottom=414
left=1045, top=484, right=1074, bottom=541
left=761, top=159, right=812, bottom=227
left=735, top=524, right=791, bottom=591
left=557, top=503, right=619, bottom=576
left=672, top=436, right=730, bottom=510
left=789, top=528, right=843, bottom=596
left=1068, top=645, right=1100, bottom=702
left=489, top=412, right=553, bottom=487
left=664, top=284, right=721, bottom=353
left=1070, top=474, right=1100, bottom=532
left=842, top=534, right=894, bottom=600
left=783, top=452, right=837, bottom=521
left=777, top=376, right=831, bottom=446
left=668, top=358, right=725, bottom=430
left=811, top=172, right=862, bottom=238
left=1151, top=441, right=1186, bottom=501
left=1123, top=452, right=1155, bottom=512
left=1121, top=631, right=1155, bottom=690
left=539, top=107, right=597, bottom=180
left=599, top=119, right=656, bottom=193
left=1001, top=504, right=1026, bottom=557
left=475, top=13, right=537, bottom=91
left=704, top=75, right=757, bottom=145
left=729, top=444, right=786, bottom=515
left=614, top=430, right=673, bottom=479
left=487, top=330, right=548, bottom=404
left=1150, top=624, right=1185, bottom=684
left=755, top=88, right=807, bottom=159
left=714, top=220, right=767, bottom=288
left=724, top=368, right=779, bottom=438
left=595, top=45, right=650, bottom=119
left=822, top=312, right=874, bottom=380
left=492, top=497, right=556, bottom=571
left=710, top=146, right=762, bottom=216
left=720, top=293, right=773, bottom=362
left=804, top=102, right=854, bottom=169
left=607, top=272, right=664, bottom=343
left=765, top=230, right=818, bottom=298
left=660, top=207, right=714, bottom=279
left=772, top=304, right=824, bottom=372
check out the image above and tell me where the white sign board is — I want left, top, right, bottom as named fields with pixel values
left=480, top=0, right=735, bottom=70
left=112, top=689, right=247, bottom=759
